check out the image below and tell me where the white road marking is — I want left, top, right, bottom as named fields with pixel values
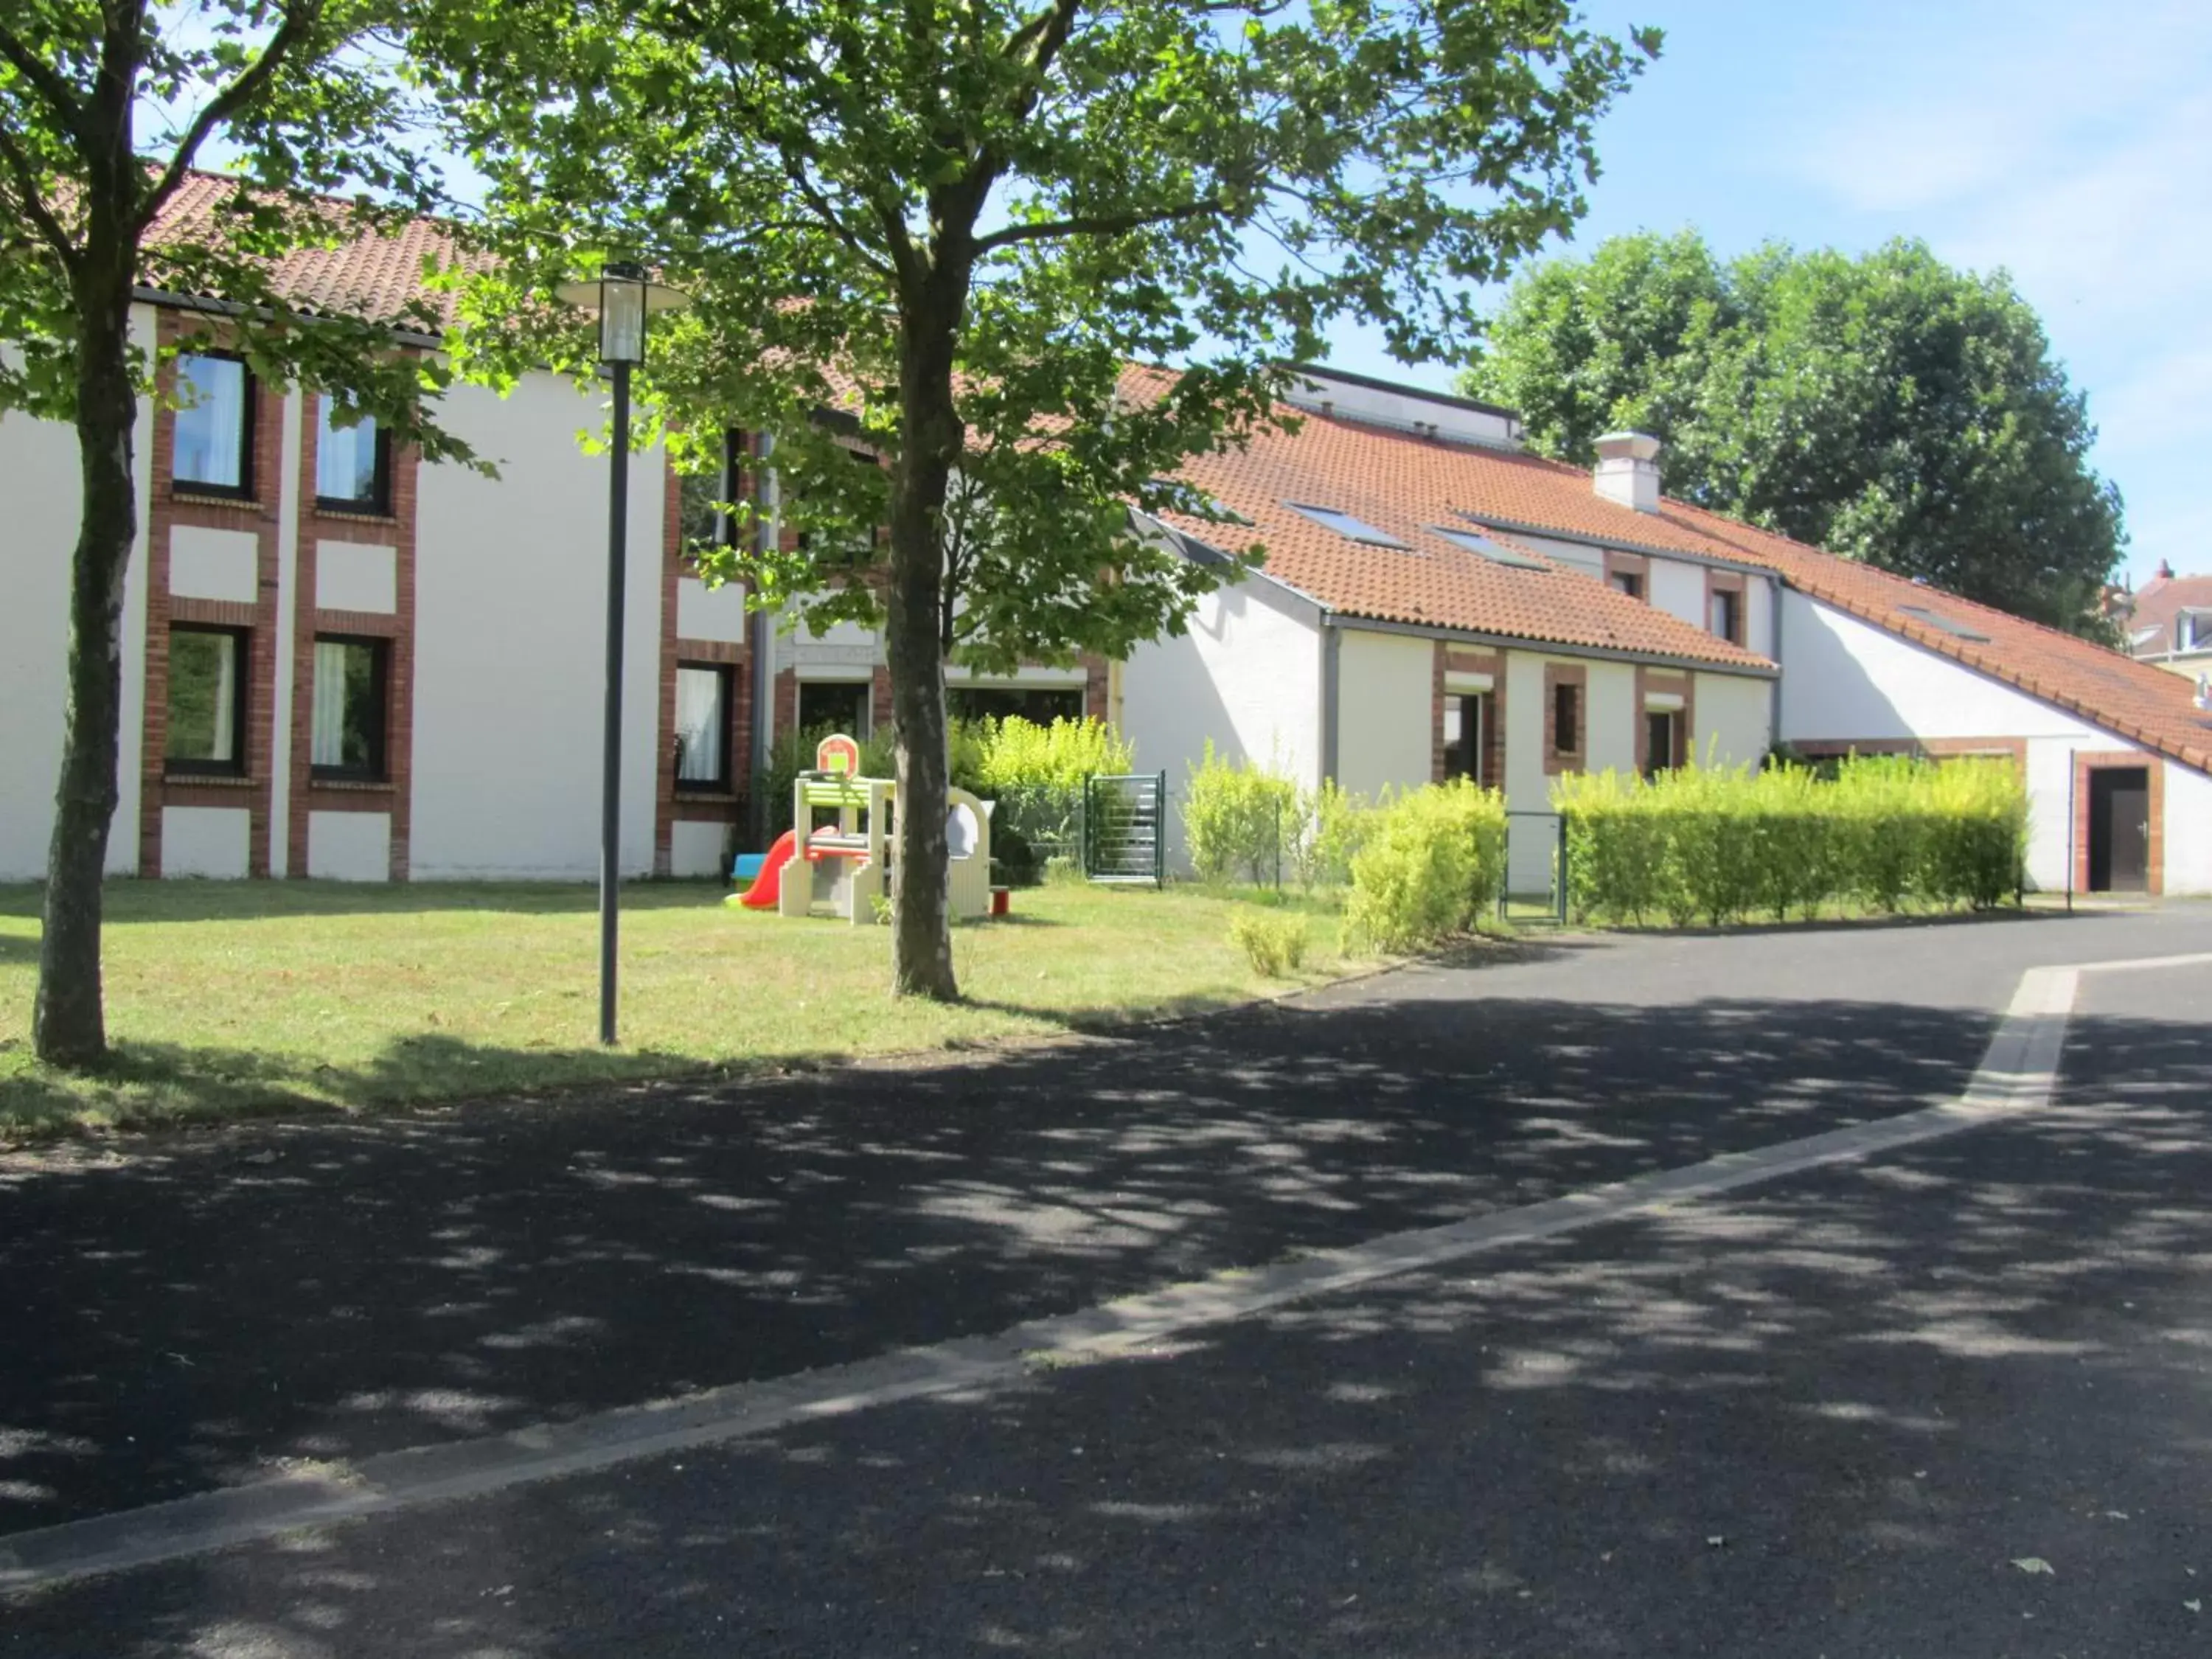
left=5, top=949, right=2196, bottom=1593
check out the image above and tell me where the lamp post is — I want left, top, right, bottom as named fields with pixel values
left=556, top=262, right=688, bottom=1045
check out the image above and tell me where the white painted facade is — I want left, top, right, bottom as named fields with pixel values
left=1332, top=629, right=1435, bottom=800
left=409, top=372, right=667, bottom=880
left=1774, top=591, right=2203, bottom=893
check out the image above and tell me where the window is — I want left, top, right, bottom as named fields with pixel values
left=1610, top=570, right=1644, bottom=600
left=675, top=664, right=732, bottom=790
left=1710, top=586, right=1742, bottom=644
left=797, top=678, right=870, bottom=738
left=164, top=626, right=247, bottom=776
left=679, top=431, right=737, bottom=555
left=173, top=354, right=251, bottom=495
left=1427, top=525, right=1546, bottom=568
left=310, top=636, right=389, bottom=780
left=1284, top=501, right=1410, bottom=549
left=316, top=398, right=390, bottom=513
left=1644, top=709, right=1679, bottom=781
left=1896, top=602, right=1989, bottom=643
left=1552, top=681, right=1580, bottom=756
left=1442, top=693, right=1489, bottom=785
left=948, top=684, right=1083, bottom=726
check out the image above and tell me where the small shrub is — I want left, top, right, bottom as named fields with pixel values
left=1292, top=779, right=1382, bottom=890
left=1230, top=909, right=1310, bottom=977
left=1184, top=741, right=1298, bottom=885
left=1342, top=779, right=1508, bottom=954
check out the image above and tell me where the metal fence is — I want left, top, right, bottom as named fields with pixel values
left=1499, top=810, right=1569, bottom=926
left=1083, top=772, right=1167, bottom=887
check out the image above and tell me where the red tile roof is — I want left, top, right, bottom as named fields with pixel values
left=2124, top=571, right=2212, bottom=659
left=142, top=174, right=473, bottom=327
left=1162, top=402, right=2212, bottom=773
left=1156, top=412, right=1773, bottom=672
left=130, top=183, right=2212, bottom=770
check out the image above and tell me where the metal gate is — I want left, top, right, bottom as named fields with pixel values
left=1083, top=772, right=1166, bottom=887
left=1500, top=810, right=1569, bottom=926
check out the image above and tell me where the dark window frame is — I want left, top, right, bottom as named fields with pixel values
left=1442, top=692, right=1489, bottom=786
left=673, top=661, right=736, bottom=793
left=1710, top=585, right=1744, bottom=645
left=171, top=351, right=256, bottom=501
left=313, top=399, right=394, bottom=515
left=1610, top=570, right=1644, bottom=601
left=1643, top=708, right=1679, bottom=781
left=309, top=633, right=392, bottom=783
left=797, top=678, right=872, bottom=740
left=162, top=623, right=251, bottom=779
left=1553, top=681, right=1581, bottom=757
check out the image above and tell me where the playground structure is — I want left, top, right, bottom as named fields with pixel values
left=736, top=734, right=995, bottom=923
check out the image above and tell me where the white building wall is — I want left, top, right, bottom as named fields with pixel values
left=0, top=312, right=155, bottom=880
left=1744, top=574, right=1777, bottom=660
left=307, top=811, right=392, bottom=880
left=668, top=819, right=730, bottom=879
left=1647, top=557, right=1706, bottom=633
left=1119, top=577, right=1321, bottom=869
left=1585, top=660, right=1638, bottom=776
left=409, top=371, right=667, bottom=878
left=1694, top=672, right=1775, bottom=768
left=2166, top=762, right=2212, bottom=897
left=1775, top=591, right=2189, bottom=893
left=1500, top=652, right=1557, bottom=895
left=161, top=807, right=251, bottom=877
left=1334, top=628, right=1434, bottom=801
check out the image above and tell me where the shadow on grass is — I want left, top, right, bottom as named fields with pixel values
left=0, top=879, right=731, bottom=928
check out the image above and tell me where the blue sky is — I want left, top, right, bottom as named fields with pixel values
left=1326, top=0, right=2211, bottom=586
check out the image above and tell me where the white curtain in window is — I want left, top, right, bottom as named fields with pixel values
left=176, top=356, right=245, bottom=486
left=317, top=399, right=377, bottom=502
left=206, top=636, right=237, bottom=762
left=311, top=640, right=349, bottom=767
left=675, top=669, right=725, bottom=783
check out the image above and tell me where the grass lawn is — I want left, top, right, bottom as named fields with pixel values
left=0, top=878, right=1358, bottom=1140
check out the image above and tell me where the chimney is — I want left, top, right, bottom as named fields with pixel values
left=1593, top=431, right=1663, bottom=514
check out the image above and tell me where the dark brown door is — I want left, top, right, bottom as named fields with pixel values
left=2087, top=767, right=2151, bottom=892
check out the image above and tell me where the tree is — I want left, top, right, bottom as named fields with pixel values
left=0, top=0, right=470, bottom=1065
left=415, top=0, right=1658, bottom=1000
left=1461, top=232, right=2126, bottom=633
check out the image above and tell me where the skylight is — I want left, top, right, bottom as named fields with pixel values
left=1284, top=501, right=1409, bottom=549
left=1427, top=526, right=1548, bottom=570
left=1146, top=479, right=1252, bottom=526
left=1898, top=604, right=1992, bottom=643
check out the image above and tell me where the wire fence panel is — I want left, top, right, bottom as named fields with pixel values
left=1500, top=810, right=1569, bottom=925
left=1084, top=772, right=1166, bottom=886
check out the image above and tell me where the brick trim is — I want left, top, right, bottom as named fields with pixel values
left=1435, top=643, right=1505, bottom=787
left=1604, top=549, right=1650, bottom=599
left=654, top=448, right=752, bottom=872
left=1705, top=567, right=1747, bottom=647
left=1543, top=661, right=1588, bottom=776
left=1634, top=667, right=1694, bottom=775
left=2072, top=749, right=2163, bottom=897
left=288, top=382, right=420, bottom=880
left=140, top=314, right=285, bottom=877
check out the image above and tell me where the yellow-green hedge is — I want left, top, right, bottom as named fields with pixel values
left=1552, top=757, right=2026, bottom=926
left=1343, top=779, right=1509, bottom=953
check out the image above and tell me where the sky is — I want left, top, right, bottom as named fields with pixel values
left=1325, top=0, right=2212, bottom=588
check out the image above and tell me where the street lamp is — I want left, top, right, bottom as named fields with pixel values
left=556, top=262, right=689, bottom=1045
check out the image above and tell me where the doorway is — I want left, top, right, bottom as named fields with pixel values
left=1643, top=709, right=1680, bottom=780
left=2087, top=765, right=2151, bottom=893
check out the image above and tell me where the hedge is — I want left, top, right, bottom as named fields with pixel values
left=1552, top=756, right=2026, bottom=926
left=1342, top=779, right=1509, bottom=953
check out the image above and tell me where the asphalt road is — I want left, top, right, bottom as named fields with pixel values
left=4, top=905, right=2210, bottom=1653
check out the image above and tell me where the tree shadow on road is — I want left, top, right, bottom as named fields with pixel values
left=7, top=1001, right=2209, bottom=1655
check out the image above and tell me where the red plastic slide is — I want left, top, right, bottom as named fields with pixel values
left=739, top=830, right=799, bottom=908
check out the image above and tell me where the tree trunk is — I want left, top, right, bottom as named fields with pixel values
left=885, top=280, right=964, bottom=1001
left=34, top=294, right=139, bottom=1067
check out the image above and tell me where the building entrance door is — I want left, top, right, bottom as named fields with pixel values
left=2087, top=766, right=2150, bottom=892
